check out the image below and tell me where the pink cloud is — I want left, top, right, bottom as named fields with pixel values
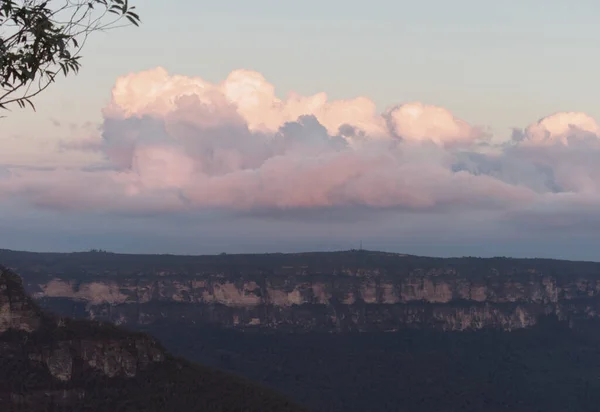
left=385, top=102, right=482, bottom=145
left=520, top=112, right=600, bottom=146
left=2, top=67, right=600, bottom=225
left=104, top=67, right=469, bottom=142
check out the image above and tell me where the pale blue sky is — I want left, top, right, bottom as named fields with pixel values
left=3, top=0, right=600, bottom=259
left=5, top=0, right=600, bottom=139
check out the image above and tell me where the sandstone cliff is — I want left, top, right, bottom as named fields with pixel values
left=0, top=268, right=42, bottom=333
left=3, top=249, right=600, bottom=332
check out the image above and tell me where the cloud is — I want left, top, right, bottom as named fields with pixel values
left=519, top=112, right=600, bottom=146
left=2, top=67, right=600, bottom=243
left=385, top=102, right=483, bottom=145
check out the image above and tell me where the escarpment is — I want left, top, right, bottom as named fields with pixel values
left=4, top=249, right=600, bottom=331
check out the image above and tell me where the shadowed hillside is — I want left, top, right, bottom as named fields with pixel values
left=0, top=265, right=308, bottom=412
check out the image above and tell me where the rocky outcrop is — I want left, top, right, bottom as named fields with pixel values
left=0, top=265, right=164, bottom=410
left=0, top=264, right=307, bottom=412
left=0, top=268, right=42, bottom=333
left=27, top=336, right=165, bottom=381
left=0, top=264, right=165, bottom=382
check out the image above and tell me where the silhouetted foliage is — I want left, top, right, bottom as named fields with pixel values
left=0, top=0, right=140, bottom=112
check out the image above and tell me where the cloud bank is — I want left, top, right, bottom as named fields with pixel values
left=2, top=67, right=600, bottom=255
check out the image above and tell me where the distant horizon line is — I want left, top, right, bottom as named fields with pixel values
left=0, top=247, right=593, bottom=263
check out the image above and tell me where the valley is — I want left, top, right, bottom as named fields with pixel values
left=4, top=248, right=600, bottom=411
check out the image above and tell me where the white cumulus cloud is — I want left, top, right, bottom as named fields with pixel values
left=1, top=67, right=600, bottom=240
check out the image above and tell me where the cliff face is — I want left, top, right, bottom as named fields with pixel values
left=27, top=336, right=165, bottom=381
left=0, top=267, right=165, bottom=396
left=3, top=334, right=167, bottom=410
left=0, top=264, right=308, bottom=412
left=33, top=275, right=556, bottom=331
left=5, top=249, right=600, bottom=331
left=0, top=269, right=42, bottom=333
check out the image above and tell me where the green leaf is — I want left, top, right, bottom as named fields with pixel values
left=126, top=15, right=139, bottom=26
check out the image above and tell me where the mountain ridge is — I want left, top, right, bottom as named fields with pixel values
left=4, top=248, right=600, bottom=332
left=1, top=246, right=593, bottom=261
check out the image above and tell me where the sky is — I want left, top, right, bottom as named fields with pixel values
left=2, top=0, right=600, bottom=259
